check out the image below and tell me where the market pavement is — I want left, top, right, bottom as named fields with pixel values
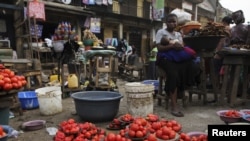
left=7, top=78, right=250, bottom=141
left=114, top=79, right=250, bottom=132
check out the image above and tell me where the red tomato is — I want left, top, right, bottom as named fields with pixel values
left=130, top=123, right=139, bottom=131
left=20, top=76, right=25, bottom=80
left=11, top=77, right=18, bottom=83
left=3, top=77, right=11, bottom=83
left=169, top=130, right=176, bottom=139
left=115, top=134, right=122, bottom=141
left=21, top=80, right=27, bottom=86
left=151, top=122, right=161, bottom=130
left=17, top=81, right=23, bottom=88
left=3, top=83, right=12, bottom=91
left=9, top=71, right=15, bottom=78
left=172, top=124, right=181, bottom=132
left=135, top=130, right=143, bottom=138
left=12, top=83, right=18, bottom=89
left=162, top=126, right=171, bottom=135
left=0, top=74, right=4, bottom=80
left=147, top=134, right=157, bottom=141
left=0, top=80, right=4, bottom=87
left=68, top=118, right=75, bottom=124
left=128, top=130, right=135, bottom=138
left=161, top=135, right=170, bottom=140
left=166, top=122, right=173, bottom=127
left=3, top=69, right=11, bottom=74
left=156, top=130, right=163, bottom=138
left=107, top=133, right=116, bottom=141
left=85, top=131, right=91, bottom=139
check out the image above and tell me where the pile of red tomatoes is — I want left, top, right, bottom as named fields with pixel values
left=0, top=67, right=27, bottom=91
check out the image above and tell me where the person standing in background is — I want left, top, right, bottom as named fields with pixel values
left=155, top=13, right=198, bottom=117
left=148, top=41, right=158, bottom=80
left=213, top=16, right=233, bottom=89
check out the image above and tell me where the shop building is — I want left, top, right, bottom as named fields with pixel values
left=1, top=0, right=219, bottom=63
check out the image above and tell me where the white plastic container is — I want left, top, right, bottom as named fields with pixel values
left=35, top=86, right=63, bottom=116
left=125, top=82, right=154, bottom=117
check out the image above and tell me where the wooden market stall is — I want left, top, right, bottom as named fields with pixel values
left=218, top=48, right=250, bottom=107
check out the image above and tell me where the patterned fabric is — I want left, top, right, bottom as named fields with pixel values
left=27, top=1, right=45, bottom=21
left=157, top=46, right=196, bottom=63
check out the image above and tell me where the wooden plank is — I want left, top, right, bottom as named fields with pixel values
left=0, top=59, right=32, bottom=64
left=23, top=71, right=41, bottom=77
left=229, top=65, right=241, bottom=107
left=219, top=65, right=229, bottom=105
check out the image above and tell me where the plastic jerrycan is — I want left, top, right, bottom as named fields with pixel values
left=68, top=74, right=79, bottom=88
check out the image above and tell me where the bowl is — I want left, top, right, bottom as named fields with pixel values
left=240, top=109, right=250, bottom=116
left=242, top=114, right=250, bottom=123
left=125, top=131, right=150, bottom=141
left=183, top=35, right=224, bottom=52
left=21, top=120, right=46, bottom=131
left=71, top=91, right=123, bottom=122
left=216, top=110, right=243, bottom=124
left=187, top=131, right=207, bottom=138
left=156, top=133, right=180, bottom=141
left=228, top=122, right=250, bottom=125
left=181, top=24, right=201, bottom=35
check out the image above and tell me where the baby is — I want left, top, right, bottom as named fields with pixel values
left=160, top=36, right=180, bottom=46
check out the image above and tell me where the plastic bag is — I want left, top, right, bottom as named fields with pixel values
left=171, top=8, right=191, bottom=25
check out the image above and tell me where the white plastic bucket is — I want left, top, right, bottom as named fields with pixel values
left=35, top=86, right=62, bottom=116
left=125, top=82, right=154, bottom=117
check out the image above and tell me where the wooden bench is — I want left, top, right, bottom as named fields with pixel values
left=120, top=56, right=144, bottom=81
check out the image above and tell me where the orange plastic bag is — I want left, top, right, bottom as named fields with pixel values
left=27, top=0, right=46, bottom=21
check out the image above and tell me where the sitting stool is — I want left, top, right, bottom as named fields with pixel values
left=157, top=67, right=187, bottom=109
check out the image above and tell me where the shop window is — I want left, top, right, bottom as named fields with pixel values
left=137, top=0, right=143, bottom=17
left=113, top=1, right=120, bottom=14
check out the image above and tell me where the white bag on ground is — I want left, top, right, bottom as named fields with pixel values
left=171, top=8, right=192, bottom=25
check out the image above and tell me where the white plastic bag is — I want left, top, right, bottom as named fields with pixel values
left=171, top=8, right=192, bottom=25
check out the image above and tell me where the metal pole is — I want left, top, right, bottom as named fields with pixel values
left=195, top=4, right=198, bottom=21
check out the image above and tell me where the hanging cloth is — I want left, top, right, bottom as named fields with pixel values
left=82, top=0, right=89, bottom=4
left=102, top=0, right=108, bottom=5
left=89, top=0, right=95, bottom=5
left=108, top=0, right=112, bottom=5
left=27, top=0, right=46, bottom=21
left=96, top=0, right=102, bottom=5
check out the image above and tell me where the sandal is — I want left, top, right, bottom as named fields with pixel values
left=171, top=111, right=184, bottom=117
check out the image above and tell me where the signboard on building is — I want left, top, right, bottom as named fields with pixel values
left=90, top=18, right=101, bottom=33
left=152, top=0, right=165, bottom=21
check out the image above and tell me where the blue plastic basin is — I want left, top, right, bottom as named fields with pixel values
left=71, top=91, right=123, bottom=122
left=18, top=91, right=39, bottom=110
left=142, top=80, right=159, bottom=90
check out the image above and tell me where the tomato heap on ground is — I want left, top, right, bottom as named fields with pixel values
left=223, top=110, right=241, bottom=118
left=54, top=114, right=208, bottom=141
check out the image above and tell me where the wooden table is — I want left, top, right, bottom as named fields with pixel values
left=84, top=50, right=116, bottom=90
left=188, top=51, right=219, bottom=105
left=218, top=48, right=250, bottom=107
left=0, top=59, right=32, bottom=70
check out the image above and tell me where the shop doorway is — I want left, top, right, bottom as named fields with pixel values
left=129, top=32, right=142, bottom=56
